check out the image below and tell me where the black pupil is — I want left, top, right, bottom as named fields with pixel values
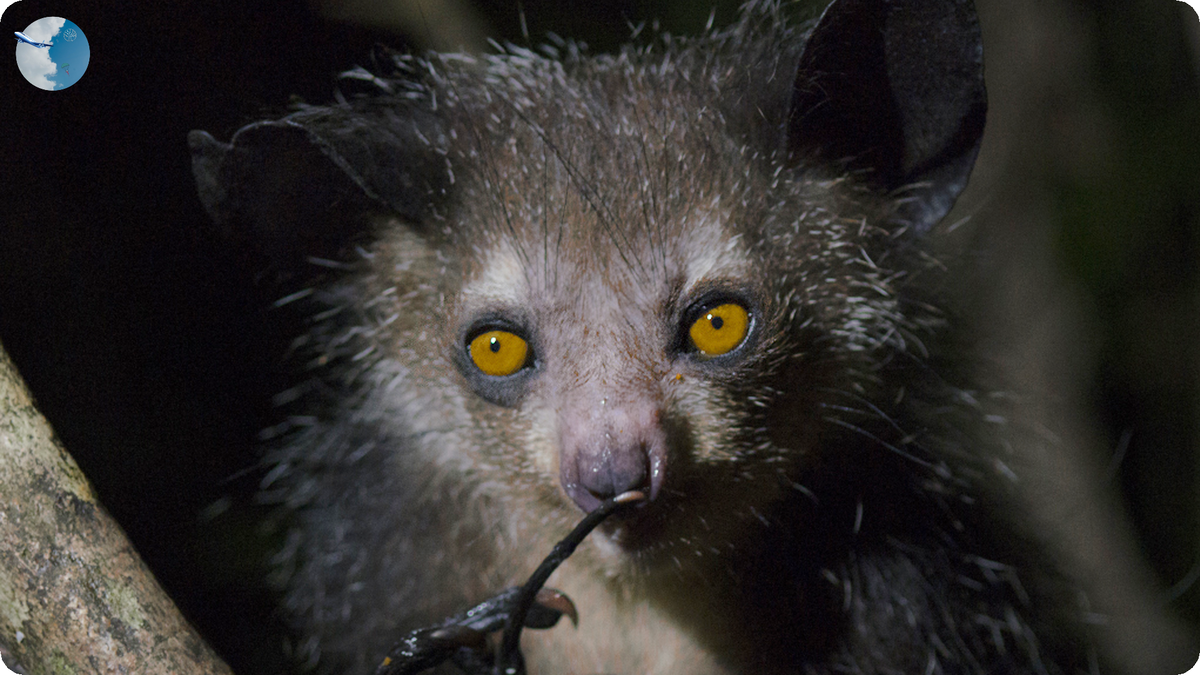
left=489, top=337, right=501, bottom=353
left=710, top=316, right=724, bottom=330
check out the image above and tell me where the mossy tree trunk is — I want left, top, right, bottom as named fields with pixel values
left=0, top=342, right=232, bottom=675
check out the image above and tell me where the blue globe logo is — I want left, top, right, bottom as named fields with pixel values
left=14, top=17, right=89, bottom=90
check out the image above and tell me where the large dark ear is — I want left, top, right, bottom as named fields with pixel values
left=788, top=0, right=986, bottom=233
left=188, top=105, right=446, bottom=268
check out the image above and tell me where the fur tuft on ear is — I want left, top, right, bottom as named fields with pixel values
left=788, top=0, right=986, bottom=233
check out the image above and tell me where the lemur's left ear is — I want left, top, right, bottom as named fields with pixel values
left=188, top=103, right=448, bottom=270
left=788, top=0, right=987, bottom=233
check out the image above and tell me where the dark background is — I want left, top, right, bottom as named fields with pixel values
left=1, top=0, right=1198, bottom=672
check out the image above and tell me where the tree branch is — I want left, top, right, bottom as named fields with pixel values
left=0, top=341, right=233, bottom=675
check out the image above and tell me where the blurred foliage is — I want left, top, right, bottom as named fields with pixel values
left=1048, top=0, right=1200, bottom=614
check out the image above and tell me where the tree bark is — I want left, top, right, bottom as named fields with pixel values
left=0, top=342, right=233, bottom=675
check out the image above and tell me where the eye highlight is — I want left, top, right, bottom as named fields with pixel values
left=468, top=330, right=529, bottom=377
left=688, top=303, right=750, bottom=357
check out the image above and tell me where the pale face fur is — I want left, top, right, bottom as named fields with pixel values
left=382, top=50, right=888, bottom=566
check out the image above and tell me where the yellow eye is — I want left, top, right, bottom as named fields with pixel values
left=688, top=303, right=750, bottom=357
left=469, top=330, right=529, bottom=377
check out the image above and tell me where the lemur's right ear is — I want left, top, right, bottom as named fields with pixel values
left=787, top=0, right=987, bottom=234
left=188, top=106, right=447, bottom=268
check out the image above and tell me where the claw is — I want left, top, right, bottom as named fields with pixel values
left=526, top=588, right=578, bottom=628
left=428, top=624, right=487, bottom=649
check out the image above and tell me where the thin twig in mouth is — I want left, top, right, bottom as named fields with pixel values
left=496, top=490, right=646, bottom=674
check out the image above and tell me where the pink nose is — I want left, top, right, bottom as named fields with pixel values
left=558, top=393, right=668, bottom=513
left=565, top=442, right=651, bottom=513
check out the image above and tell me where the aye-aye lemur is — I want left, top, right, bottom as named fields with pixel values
left=188, top=0, right=1102, bottom=672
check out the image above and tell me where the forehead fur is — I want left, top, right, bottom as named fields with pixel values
left=460, top=198, right=754, bottom=316
left=432, top=28, right=793, bottom=307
